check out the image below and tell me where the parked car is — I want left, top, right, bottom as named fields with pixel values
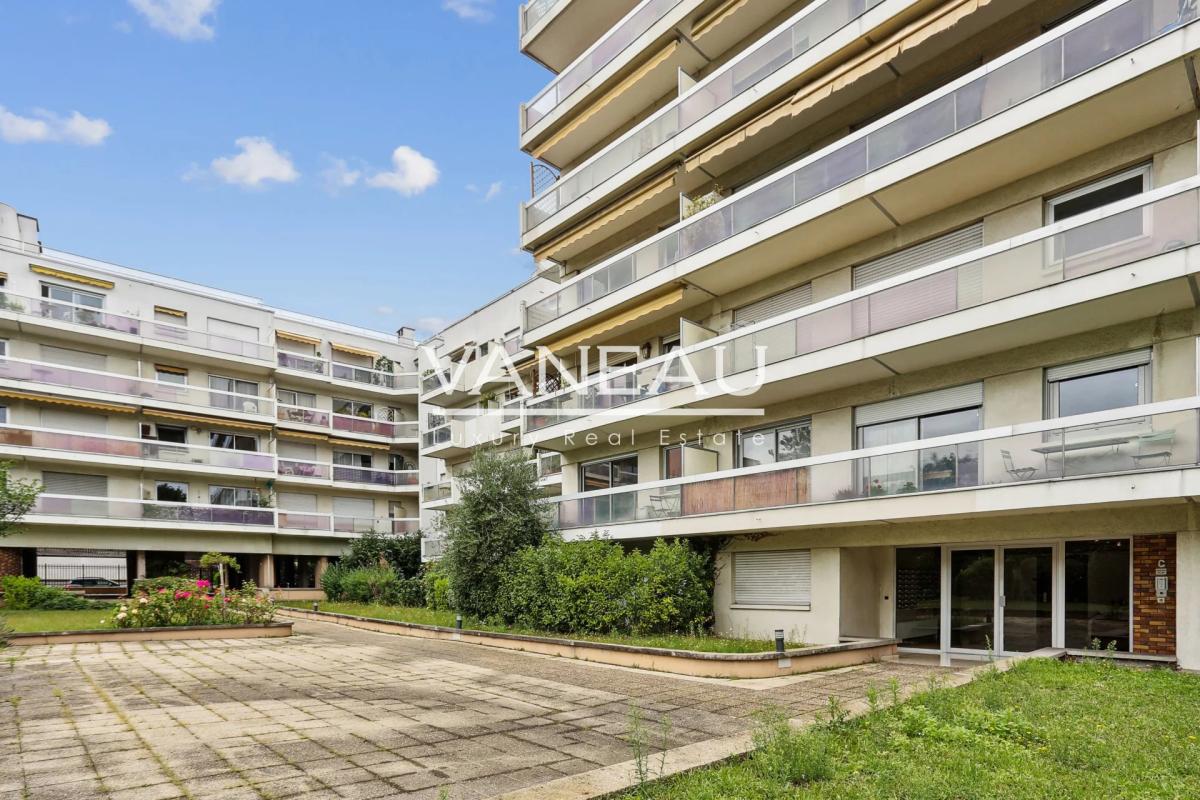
left=63, top=577, right=126, bottom=598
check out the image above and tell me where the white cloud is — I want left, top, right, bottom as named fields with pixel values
left=443, top=0, right=493, bottom=22
left=320, top=156, right=361, bottom=194
left=0, top=107, right=112, bottom=146
left=205, top=136, right=299, bottom=188
left=466, top=180, right=503, bottom=202
left=129, top=0, right=219, bottom=41
left=366, top=146, right=439, bottom=196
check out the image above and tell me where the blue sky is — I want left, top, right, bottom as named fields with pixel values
left=0, top=0, right=549, bottom=337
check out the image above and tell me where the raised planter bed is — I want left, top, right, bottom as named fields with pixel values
left=279, top=608, right=894, bottom=678
left=7, top=622, right=293, bottom=646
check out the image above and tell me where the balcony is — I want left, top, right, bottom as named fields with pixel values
left=523, top=0, right=1200, bottom=339
left=30, top=495, right=275, bottom=528
left=0, top=291, right=274, bottom=362
left=276, top=459, right=420, bottom=490
left=420, top=356, right=514, bottom=406
left=421, top=412, right=508, bottom=459
left=0, top=356, right=273, bottom=419
left=0, top=424, right=275, bottom=474
left=276, top=352, right=418, bottom=393
left=552, top=399, right=1200, bottom=537
left=524, top=179, right=1200, bottom=444
left=277, top=513, right=420, bottom=536
left=524, top=0, right=890, bottom=238
left=521, top=0, right=644, bottom=73
left=422, top=480, right=453, bottom=505
left=275, top=405, right=419, bottom=441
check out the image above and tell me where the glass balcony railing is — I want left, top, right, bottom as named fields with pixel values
left=277, top=459, right=419, bottom=487
left=524, top=0, right=1196, bottom=330
left=522, top=0, right=565, bottom=34
left=33, top=495, right=275, bottom=526
left=332, top=414, right=398, bottom=438
left=526, top=180, right=1200, bottom=431
left=523, top=0, right=684, bottom=131
left=423, top=481, right=453, bottom=503
left=0, top=356, right=273, bottom=416
left=422, top=369, right=454, bottom=394
left=278, top=513, right=420, bottom=535
left=0, top=292, right=274, bottom=361
left=275, top=405, right=417, bottom=440
left=277, top=352, right=418, bottom=391
left=277, top=404, right=332, bottom=427
left=538, top=452, right=563, bottom=478
left=525, top=0, right=883, bottom=230
left=553, top=401, right=1200, bottom=528
left=0, top=425, right=276, bottom=471
left=422, top=424, right=452, bottom=449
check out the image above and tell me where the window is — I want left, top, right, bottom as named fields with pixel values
left=274, top=555, right=320, bottom=589
left=856, top=384, right=983, bottom=495
left=388, top=454, right=409, bottom=472
left=42, top=472, right=107, bottom=497
left=738, top=420, right=811, bottom=468
left=663, top=444, right=683, bottom=479
left=41, top=282, right=104, bottom=309
left=41, top=409, right=106, bottom=434
left=209, top=375, right=258, bottom=397
left=1046, top=350, right=1149, bottom=418
left=0, top=406, right=7, bottom=424
left=852, top=224, right=983, bottom=289
left=580, top=454, right=638, bottom=492
left=209, top=486, right=260, bottom=507
left=333, top=398, right=373, bottom=418
left=732, top=550, right=811, bottom=607
left=143, top=424, right=187, bottom=444
left=154, top=365, right=188, bottom=385
left=41, top=344, right=106, bottom=371
left=660, top=333, right=680, bottom=354
left=388, top=500, right=406, bottom=518
left=333, top=451, right=371, bottom=468
left=731, top=284, right=813, bottom=329
left=155, top=481, right=188, bottom=503
left=895, top=547, right=941, bottom=649
left=210, top=432, right=257, bottom=452
left=1064, top=539, right=1130, bottom=650
left=1046, top=165, right=1149, bottom=260
left=278, top=389, right=316, bottom=408
left=0, top=340, right=6, bottom=357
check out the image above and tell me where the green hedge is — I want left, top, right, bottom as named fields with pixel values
left=0, top=576, right=92, bottom=610
left=322, top=565, right=422, bottom=607
left=494, top=538, right=711, bottom=635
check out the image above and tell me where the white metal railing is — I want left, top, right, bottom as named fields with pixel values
left=552, top=398, right=1200, bottom=527
left=0, top=424, right=276, bottom=472
left=277, top=512, right=420, bottom=535
left=525, top=0, right=884, bottom=230
left=0, top=291, right=274, bottom=361
left=524, top=0, right=1196, bottom=329
left=277, top=458, right=419, bottom=488
left=276, top=352, right=418, bottom=391
left=275, top=404, right=418, bottom=440
left=32, top=495, right=276, bottom=526
left=0, top=355, right=273, bottom=416
left=524, top=177, right=1200, bottom=431
left=523, top=0, right=684, bottom=130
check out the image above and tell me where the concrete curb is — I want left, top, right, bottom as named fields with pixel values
left=7, top=622, right=293, bottom=646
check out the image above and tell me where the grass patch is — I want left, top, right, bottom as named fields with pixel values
left=282, top=602, right=805, bottom=653
left=1, top=608, right=112, bottom=633
left=619, top=659, right=1200, bottom=798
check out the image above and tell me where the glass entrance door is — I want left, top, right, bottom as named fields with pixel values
left=1000, top=547, right=1053, bottom=652
left=949, top=549, right=995, bottom=651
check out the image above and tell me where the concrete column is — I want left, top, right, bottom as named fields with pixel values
left=257, top=555, right=276, bottom=589
left=135, top=550, right=148, bottom=580
left=1177, top=531, right=1200, bottom=671
left=315, top=557, right=330, bottom=587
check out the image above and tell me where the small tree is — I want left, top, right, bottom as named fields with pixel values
left=0, top=462, right=40, bottom=540
left=441, top=449, right=550, bottom=618
left=199, top=552, right=240, bottom=597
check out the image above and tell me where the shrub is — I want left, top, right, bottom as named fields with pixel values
left=495, top=538, right=712, bottom=635
left=110, top=580, right=274, bottom=628
left=423, top=562, right=452, bottom=610
left=0, top=576, right=90, bottom=610
left=0, top=615, right=11, bottom=648
left=320, top=562, right=348, bottom=600
left=394, top=576, right=424, bottom=607
left=133, top=576, right=195, bottom=594
left=333, top=567, right=403, bottom=605
left=340, top=530, right=422, bottom=578
left=442, top=450, right=550, bottom=618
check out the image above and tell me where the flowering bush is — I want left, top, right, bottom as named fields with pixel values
left=107, top=580, right=275, bottom=629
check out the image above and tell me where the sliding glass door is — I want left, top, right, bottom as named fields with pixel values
left=1001, top=547, right=1053, bottom=653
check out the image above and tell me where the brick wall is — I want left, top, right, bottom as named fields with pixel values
left=0, top=548, right=23, bottom=579
left=1133, top=534, right=1176, bottom=656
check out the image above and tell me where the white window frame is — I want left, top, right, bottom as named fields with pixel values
left=1044, top=164, right=1152, bottom=224
left=1044, top=350, right=1151, bottom=419
left=278, top=389, right=316, bottom=408
left=40, top=282, right=104, bottom=308
left=737, top=418, right=812, bottom=468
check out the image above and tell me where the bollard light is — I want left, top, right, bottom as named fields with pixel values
left=774, top=629, right=785, bottom=655
left=312, top=601, right=319, bottom=612
left=455, top=614, right=463, bottom=630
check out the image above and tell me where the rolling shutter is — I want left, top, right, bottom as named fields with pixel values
left=207, top=318, right=259, bottom=342
left=42, top=472, right=108, bottom=497
left=733, top=550, right=812, bottom=607
left=1046, top=349, right=1151, bottom=382
left=853, top=223, right=984, bottom=289
left=855, top=383, right=983, bottom=428
left=277, top=441, right=318, bottom=461
left=333, top=497, right=374, bottom=518
left=278, top=492, right=318, bottom=512
left=40, top=345, right=107, bottom=371
left=732, top=283, right=813, bottom=328
left=39, top=409, right=108, bottom=433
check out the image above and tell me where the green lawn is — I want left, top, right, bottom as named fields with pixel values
left=282, top=602, right=804, bottom=653
left=1, top=608, right=112, bottom=633
left=619, top=659, right=1200, bottom=799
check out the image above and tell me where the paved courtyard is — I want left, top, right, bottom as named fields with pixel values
left=0, top=620, right=946, bottom=800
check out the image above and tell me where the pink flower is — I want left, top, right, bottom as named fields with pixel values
left=158, top=588, right=168, bottom=594
left=175, top=590, right=192, bottom=600
left=196, top=579, right=212, bottom=589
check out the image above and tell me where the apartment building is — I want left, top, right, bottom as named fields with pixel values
left=418, top=0, right=1200, bottom=669
left=0, top=205, right=421, bottom=599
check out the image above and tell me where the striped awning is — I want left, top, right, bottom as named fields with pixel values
left=143, top=410, right=273, bottom=432
left=329, top=437, right=391, bottom=451
left=277, top=330, right=322, bottom=346
left=277, top=429, right=330, bottom=442
left=30, top=264, right=114, bottom=289
left=545, top=287, right=685, bottom=354
left=153, top=305, right=187, bottom=319
left=331, top=342, right=379, bottom=359
left=0, top=389, right=134, bottom=414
